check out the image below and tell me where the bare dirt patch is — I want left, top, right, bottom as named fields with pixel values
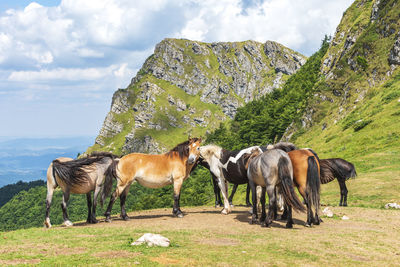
left=92, top=250, right=141, bottom=258
left=198, top=238, right=239, bottom=246
left=0, top=259, right=41, bottom=265
left=150, top=253, right=180, bottom=265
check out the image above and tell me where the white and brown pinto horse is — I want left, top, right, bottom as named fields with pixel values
left=104, top=138, right=202, bottom=221
left=45, top=152, right=118, bottom=228
left=198, top=144, right=264, bottom=215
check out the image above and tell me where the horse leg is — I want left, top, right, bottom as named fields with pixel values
left=228, top=184, right=238, bottom=206
left=338, top=179, right=348, bottom=207
left=104, top=183, right=126, bottom=222
left=246, top=183, right=252, bottom=207
left=86, top=192, right=93, bottom=223
left=120, top=183, right=131, bottom=221
left=260, top=187, right=267, bottom=227
left=173, top=178, right=184, bottom=218
left=61, top=190, right=73, bottom=227
left=281, top=205, right=288, bottom=220
left=44, top=183, right=56, bottom=228
left=298, top=185, right=313, bottom=227
left=248, top=179, right=258, bottom=224
left=90, top=185, right=102, bottom=223
left=265, top=185, right=276, bottom=227
left=212, top=174, right=222, bottom=208
left=218, top=176, right=231, bottom=215
left=285, top=204, right=294, bottom=229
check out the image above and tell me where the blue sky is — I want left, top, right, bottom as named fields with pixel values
left=0, top=0, right=354, bottom=138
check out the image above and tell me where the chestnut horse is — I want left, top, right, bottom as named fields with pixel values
left=104, top=138, right=202, bottom=221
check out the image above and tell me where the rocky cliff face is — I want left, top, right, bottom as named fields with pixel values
left=90, top=39, right=306, bottom=154
left=283, top=0, right=400, bottom=140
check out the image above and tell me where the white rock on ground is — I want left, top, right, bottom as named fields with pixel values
left=322, top=207, right=334, bottom=217
left=131, top=233, right=170, bottom=247
left=384, top=203, right=400, bottom=209
left=342, top=215, right=350, bottom=220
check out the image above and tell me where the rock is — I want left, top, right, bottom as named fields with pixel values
left=322, top=207, right=333, bottom=217
left=342, top=215, right=350, bottom=220
left=131, top=233, right=170, bottom=247
left=388, top=32, right=400, bottom=65
left=370, top=0, right=380, bottom=22
left=384, top=202, right=400, bottom=209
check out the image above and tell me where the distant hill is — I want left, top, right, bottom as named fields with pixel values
left=0, top=180, right=45, bottom=208
left=0, top=137, right=93, bottom=186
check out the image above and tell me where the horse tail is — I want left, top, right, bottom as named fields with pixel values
left=101, top=158, right=119, bottom=206
left=306, top=156, right=321, bottom=212
left=52, top=159, right=87, bottom=186
left=278, top=157, right=306, bottom=213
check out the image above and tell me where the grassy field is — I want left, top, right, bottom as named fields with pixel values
left=1, top=165, right=399, bottom=266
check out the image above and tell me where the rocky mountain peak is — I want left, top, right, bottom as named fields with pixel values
left=89, top=38, right=306, bottom=154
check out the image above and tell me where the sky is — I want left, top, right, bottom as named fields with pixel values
left=0, top=0, right=354, bottom=138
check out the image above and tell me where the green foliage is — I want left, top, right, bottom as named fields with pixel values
left=356, top=56, right=368, bottom=71
left=0, top=166, right=214, bottom=232
left=353, top=119, right=372, bottom=131
left=206, top=37, right=330, bottom=149
left=0, top=180, right=45, bottom=208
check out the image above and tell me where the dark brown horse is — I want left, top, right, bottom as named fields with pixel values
left=319, top=158, right=357, bottom=206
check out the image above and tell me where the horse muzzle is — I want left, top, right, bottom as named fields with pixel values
left=188, top=154, right=197, bottom=165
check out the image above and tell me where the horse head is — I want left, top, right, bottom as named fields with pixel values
left=187, top=137, right=202, bottom=165
left=198, top=144, right=222, bottom=164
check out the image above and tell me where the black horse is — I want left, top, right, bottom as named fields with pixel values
left=319, top=158, right=357, bottom=206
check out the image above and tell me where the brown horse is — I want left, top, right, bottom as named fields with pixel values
left=285, top=149, right=321, bottom=227
left=104, top=137, right=202, bottom=221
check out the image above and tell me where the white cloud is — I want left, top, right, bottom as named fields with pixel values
left=0, top=0, right=354, bottom=137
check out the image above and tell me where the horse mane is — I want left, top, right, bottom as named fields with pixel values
left=272, top=142, right=298, bottom=152
left=166, top=138, right=200, bottom=159
left=52, top=152, right=118, bottom=187
left=199, top=144, right=223, bottom=161
left=319, top=158, right=357, bottom=184
left=244, top=148, right=262, bottom=169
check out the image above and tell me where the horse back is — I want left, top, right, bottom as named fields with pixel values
left=118, top=153, right=187, bottom=186
left=288, top=149, right=320, bottom=187
left=220, top=150, right=249, bottom=184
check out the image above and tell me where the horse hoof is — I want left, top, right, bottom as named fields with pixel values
left=305, top=223, right=311, bottom=228
left=221, top=209, right=228, bottom=215
left=260, top=222, right=267, bottom=228
left=121, top=215, right=130, bottom=221
left=286, top=223, right=293, bottom=229
left=177, top=213, right=184, bottom=218
left=105, top=217, right=112, bottom=223
left=44, top=219, right=52, bottom=228
left=64, top=220, right=73, bottom=227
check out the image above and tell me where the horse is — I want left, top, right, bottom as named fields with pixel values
left=198, top=144, right=264, bottom=215
left=196, top=159, right=251, bottom=208
left=319, top=158, right=357, bottom=206
left=104, top=137, right=202, bottom=221
left=286, top=149, right=321, bottom=227
left=246, top=148, right=306, bottom=228
left=209, top=142, right=298, bottom=207
left=44, top=152, right=118, bottom=228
